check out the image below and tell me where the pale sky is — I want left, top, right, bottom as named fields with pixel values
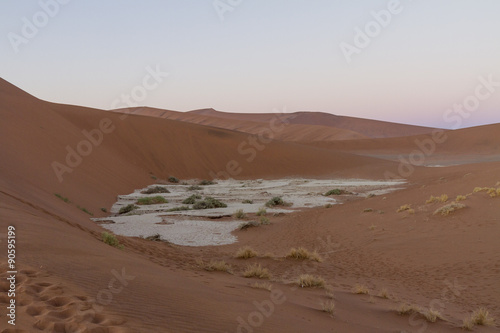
left=1, top=0, right=499, bottom=129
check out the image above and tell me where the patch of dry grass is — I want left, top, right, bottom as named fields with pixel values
left=234, top=209, right=246, bottom=219
left=251, top=282, right=272, bottom=291
left=256, top=207, right=267, bottom=216
left=378, top=288, right=389, bottom=299
left=297, top=274, right=325, bottom=288
left=353, top=284, right=370, bottom=295
left=433, top=202, right=466, bottom=216
left=286, top=247, right=323, bottom=262
left=397, top=204, right=412, bottom=213
left=243, top=264, right=271, bottom=279
left=235, top=246, right=258, bottom=259
left=426, top=194, right=448, bottom=204
left=456, top=195, right=467, bottom=201
left=462, top=308, right=495, bottom=330
left=321, top=301, right=335, bottom=316
left=396, top=303, right=421, bottom=316
left=422, top=308, right=444, bottom=322
left=196, top=259, right=232, bottom=273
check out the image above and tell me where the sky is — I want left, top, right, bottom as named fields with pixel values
left=1, top=0, right=499, bottom=129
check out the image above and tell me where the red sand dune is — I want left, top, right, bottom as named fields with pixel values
left=1, top=78, right=499, bottom=332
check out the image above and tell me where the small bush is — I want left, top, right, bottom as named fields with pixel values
left=324, top=189, right=351, bottom=196
left=456, top=195, right=467, bottom=201
left=397, top=303, right=420, bottom=316
left=251, top=282, right=272, bottom=291
left=321, top=301, right=335, bottom=316
left=324, top=203, right=333, bottom=208
left=234, top=209, right=246, bottom=219
left=183, top=194, right=202, bottom=204
left=378, top=288, right=389, bottom=299
left=353, top=284, right=369, bottom=295
left=142, top=186, right=170, bottom=194
left=433, top=202, right=466, bottom=216
left=199, top=179, right=216, bottom=186
left=256, top=207, right=267, bottom=216
left=462, top=308, right=495, bottom=329
left=102, top=232, right=123, bottom=249
left=397, top=204, right=412, bottom=213
left=286, top=247, right=322, bottom=262
left=136, top=196, right=168, bottom=205
left=55, top=193, right=69, bottom=203
left=242, top=199, right=253, bottom=204
left=297, top=274, right=325, bottom=288
left=166, top=206, right=191, bottom=212
left=119, top=204, right=138, bottom=214
left=100, top=207, right=107, bottom=213
left=265, top=196, right=292, bottom=207
left=187, top=185, right=202, bottom=191
left=239, top=221, right=259, bottom=230
left=235, top=246, right=258, bottom=259
left=363, top=208, right=373, bottom=213
left=168, top=176, right=179, bottom=183
left=192, top=197, right=227, bottom=209
left=145, top=233, right=163, bottom=242
left=423, top=308, right=443, bottom=323
left=243, top=264, right=271, bottom=279
left=426, top=194, right=448, bottom=204
left=260, top=216, right=270, bottom=225
left=196, top=259, right=232, bottom=273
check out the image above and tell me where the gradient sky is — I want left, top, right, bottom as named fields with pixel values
left=1, top=0, right=499, bottom=129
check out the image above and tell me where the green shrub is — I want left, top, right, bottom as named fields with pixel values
left=78, top=206, right=93, bottom=216
left=192, top=197, right=227, bottom=209
left=242, top=199, right=253, bottom=204
left=102, top=232, right=123, bottom=249
left=168, top=176, right=179, bottom=183
left=142, top=186, right=170, bottom=194
left=265, top=196, right=291, bottom=207
left=324, top=189, right=351, bottom=196
left=199, top=179, right=216, bottom=186
left=166, top=206, right=191, bottom=212
left=234, top=209, right=246, bottom=219
left=119, top=204, right=138, bottom=214
left=136, top=196, right=168, bottom=205
left=260, top=216, right=270, bottom=225
left=187, top=185, right=202, bottom=191
left=256, top=207, right=267, bottom=216
left=183, top=194, right=202, bottom=204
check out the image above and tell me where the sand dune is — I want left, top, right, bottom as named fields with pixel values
left=1, top=78, right=499, bottom=332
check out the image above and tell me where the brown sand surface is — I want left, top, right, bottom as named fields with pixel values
left=1, top=78, right=499, bottom=332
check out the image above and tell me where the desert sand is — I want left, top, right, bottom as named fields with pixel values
left=1, top=78, right=499, bottom=332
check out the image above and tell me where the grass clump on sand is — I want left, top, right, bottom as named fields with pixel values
left=166, top=206, right=191, bottom=212
left=141, top=186, right=170, bottom=194
left=396, top=204, right=414, bottom=214
left=102, top=232, right=123, bottom=249
left=242, top=199, right=253, bottom=204
left=265, top=196, right=292, bottom=208
left=251, top=282, right=272, bottom=291
left=426, top=194, right=448, bottom=204
left=192, top=197, right=227, bottom=209
left=235, top=246, right=258, bottom=259
left=243, top=264, right=271, bottom=279
left=286, top=247, right=322, bottom=262
left=168, top=176, right=179, bottom=183
left=456, top=195, right=467, bottom=201
left=324, top=189, right=351, bottom=196
left=321, top=301, right=335, bottom=316
left=433, top=202, right=466, bottom=216
left=297, top=274, right=325, bottom=288
left=353, top=284, right=370, bottom=295
left=462, top=308, right=495, bottom=330
left=55, top=193, right=69, bottom=203
left=187, top=185, right=202, bottom=191
left=256, top=207, right=267, bottom=216
left=78, top=206, right=93, bottom=216
left=199, top=179, right=216, bottom=186
left=234, top=209, right=247, bottom=219
left=196, top=259, right=232, bottom=273
left=396, top=303, right=421, bottom=316
left=136, top=196, right=168, bottom=205
left=239, top=221, right=259, bottom=230
left=422, top=308, right=444, bottom=323
left=378, top=288, right=389, bottom=299
left=182, top=194, right=202, bottom=204
left=119, top=204, right=138, bottom=214
left=259, top=216, right=270, bottom=225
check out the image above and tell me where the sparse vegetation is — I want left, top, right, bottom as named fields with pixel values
left=456, top=195, right=467, bottom=201
left=78, top=206, right=93, bottom=216
left=234, top=209, right=246, bottom=219
left=397, top=303, right=420, bottom=316
left=119, top=204, right=138, bottom=214
left=235, top=246, right=258, bottom=259
left=369, top=224, right=376, bottom=230
left=182, top=194, right=202, bottom=204
left=142, top=186, right=170, bottom=194
left=426, top=194, right=449, bottom=204
left=243, top=264, right=271, bottom=279
left=242, top=199, right=253, bottom=204
left=324, top=189, right=351, bottom=196
left=433, top=202, right=466, bottom=216
left=55, top=193, right=69, bottom=203
left=259, top=216, right=270, bottom=225
left=238, top=221, right=259, bottom=230
left=286, top=247, right=322, bottom=262
left=256, top=207, right=267, bottom=216
left=251, top=282, right=272, bottom=291
left=187, top=185, right=202, bottom=191
left=423, top=308, right=443, bottom=323
left=353, top=284, right=369, bottom=295
left=462, top=308, right=495, bottom=330
left=196, top=259, right=232, bottom=273
left=397, top=204, right=412, bottom=212
left=100, top=207, right=107, bottom=213
left=192, top=197, right=227, bottom=209
left=136, top=196, right=168, bottom=205
left=321, top=301, right=335, bottom=316
left=168, top=176, right=179, bottom=183
left=101, top=232, right=123, bottom=249
left=145, top=233, right=163, bottom=242
left=265, top=196, right=291, bottom=207
left=297, top=274, right=325, bottom=288
left=378, top=288, right=389, bottom=299
left=363, top=208, right=373, bottom=213
left=166, top=206, right=191, bottom=212
left=199, top=179, right=216, bottom=186
left=324, top=203, right=333, bottom=208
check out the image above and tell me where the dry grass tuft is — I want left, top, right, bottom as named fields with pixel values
left=251, top=282, right=272, bottom=291
left=286, top=247, right=323, bottom=262
left=353, top=284, right=370, bottom=295
left=422, top=308, right=444, bottom=322
left=378, top=288, right=389, bottom=299
left=325, top=290, right=335, bottom=299
left=433, top=202, right=466, bottom=216
left=234, top=209, right=246, bottom=219
left=297, top=274, right=325, bottom=288
left=243, top=264, right=271, bottom=279
left=456, top=195, right=467, bottom=201
left=396, top=303, right=421, bottom=316
left=321, top=301, right=335, bottom=316
left=462, top=308, right=495, bottom=330
left=196, top=259, right=232, bottom=273
left=397, top=204, right=412, bottom=213
left=256, top=207, right=267, bottom=216
left=426, top=194, right=448, bottom=204
left=235, top=246, right=258, bottom=259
